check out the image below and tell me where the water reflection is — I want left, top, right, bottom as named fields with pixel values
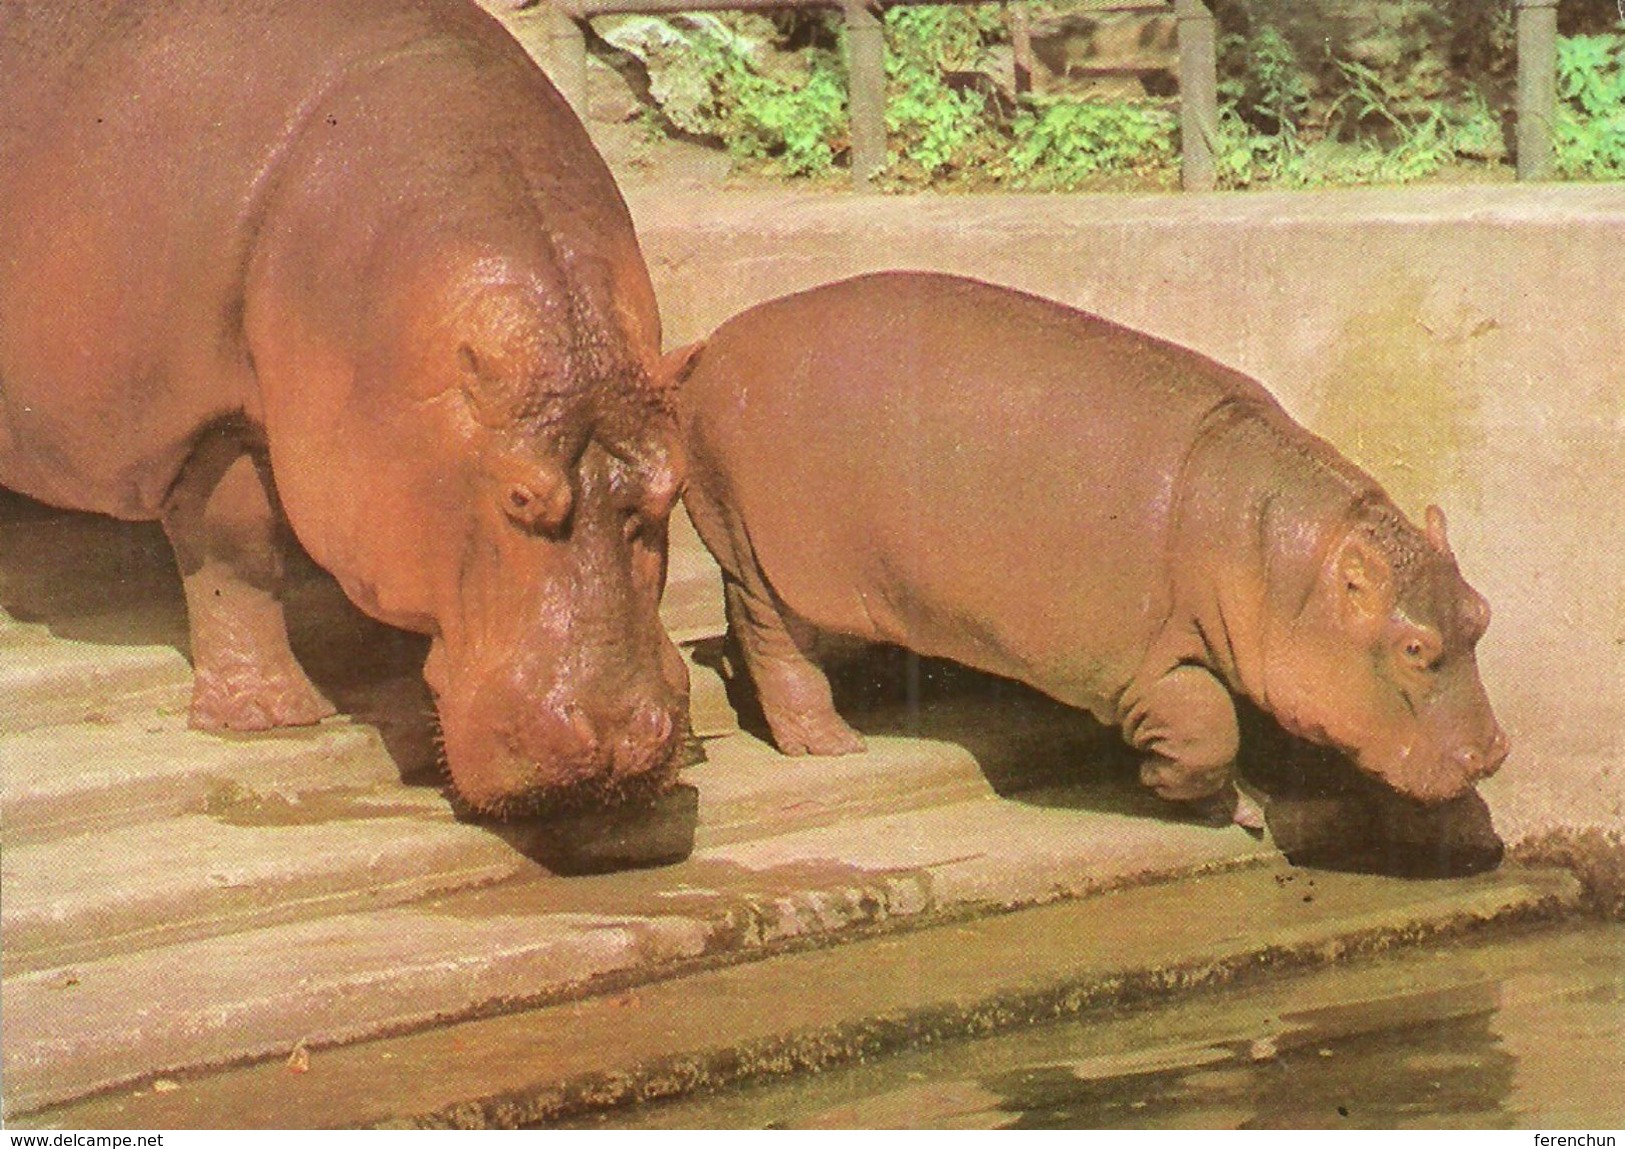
left=574, top=925, right=1624, bottom=1130
left=987, top=1007, right=1518, bottom=1129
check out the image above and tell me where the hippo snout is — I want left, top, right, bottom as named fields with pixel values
left=1454, top=726, right=1510, bottom=784
left=426, top=642, right=689, bottom=816
left=452, top=689, right=687, bottom=816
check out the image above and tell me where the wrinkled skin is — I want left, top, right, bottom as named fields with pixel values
left=677, top=273, right=1507, bottom=811
left=0, top=0, right=688, bottom=814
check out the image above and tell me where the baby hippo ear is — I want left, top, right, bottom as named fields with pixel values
left=1424, top=505, right=1454, bottom=556
left=1334, top=529, right=1397, bottom=635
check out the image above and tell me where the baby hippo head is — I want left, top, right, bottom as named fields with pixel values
left=1264, top=505, right=1509, bottom=803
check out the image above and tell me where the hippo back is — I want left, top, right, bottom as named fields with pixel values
left=681, top=271, right=1281, bottom=712
left=0, top=0, right=657, bottom=518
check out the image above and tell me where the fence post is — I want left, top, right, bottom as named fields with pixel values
left=845, top=0, right=887, bottom=189
left=1009, top=3, right=1033, bottom=96
left=1516, top=0, right=1559, bottom=181
left=548, top=3, right=591, bottom=121
left=1174, top=0, right=1217, bottom=191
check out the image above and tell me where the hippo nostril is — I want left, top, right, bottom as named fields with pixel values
left=611, top=704, right=677, bottom=776
left=562, top=704, right=600, bottom=760
left=1454, top=729, right=1509, bottom=782
left=644, top=705, right=675, bottom=752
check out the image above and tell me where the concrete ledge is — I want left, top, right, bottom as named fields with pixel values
left=21, top=862, right=1580, bottom=1129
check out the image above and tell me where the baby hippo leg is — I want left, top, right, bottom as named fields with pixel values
left=723, top=576, right=865, bottom=757
left=161, top=429, right=336, bottom=731
left=1124, top=665, right=1259, bottom=827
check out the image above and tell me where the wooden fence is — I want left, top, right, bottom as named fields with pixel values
left=517, top=0, right=1567, bottom=188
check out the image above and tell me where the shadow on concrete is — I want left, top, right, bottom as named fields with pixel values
left=1235, top=701, right=1504, bottom=880
left=0, top=486, right=441, bottom=787
left=696, top=637, right=1503, bottom=879
left=466, top=783, right=701, bottom=877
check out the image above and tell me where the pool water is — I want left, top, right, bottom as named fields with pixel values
left=578, top=922, right=1624, bottom=1129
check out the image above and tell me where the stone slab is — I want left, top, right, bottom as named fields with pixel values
left=0, top=639, right=192, bottom=731
left=1, top=722, right=1271, bottom=1113
left=0, top=714, right=410, bottom=845
left=2, top=805, right=526, bottom=971
left=18, top=863, right=1580, bottom=1128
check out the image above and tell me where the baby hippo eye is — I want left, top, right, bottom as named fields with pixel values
left=1397, top=624, right=1444, bottom=673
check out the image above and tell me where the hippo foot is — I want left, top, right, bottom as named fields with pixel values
left=1177, top=783, right=1266, bottom=836
left=765, top=708, right=867, bottom=757
left=189, top=667, right=337, bottom=732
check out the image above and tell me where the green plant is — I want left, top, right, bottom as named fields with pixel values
left=881, top=7, right=1002, bottom=178
left=720, top=48, right=849, bottom=175
left=601, top=13, right=848, bottom=177
left=1239, top=24, right=1313, bottom=137
left=1005, top=98, right=1176, bottom=188
left=1553, top=31, right=1625, bottom=178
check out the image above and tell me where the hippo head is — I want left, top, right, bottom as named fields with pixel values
left=262, top=251, right=689, bottom=815
left=1262, top=504, right=1508, bottom=803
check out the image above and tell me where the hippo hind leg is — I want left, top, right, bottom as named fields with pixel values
left=160, top=426, right=335, bottom=731
left=1123, top=665, right=1261, bottom=828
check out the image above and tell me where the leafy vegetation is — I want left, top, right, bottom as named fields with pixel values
left=1004, top=98, right=1176, bottom=187
left=601, top=12, right=848, bottom=177
left=1554, top=32, right=1625, bottom=177
left=603, top=4, right=1625, bottom=188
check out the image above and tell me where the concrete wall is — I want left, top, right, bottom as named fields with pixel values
left=629, top=184, right=1625, bottom=846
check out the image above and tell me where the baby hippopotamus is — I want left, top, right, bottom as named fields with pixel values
left=675, top=272, right=1508, bottom=820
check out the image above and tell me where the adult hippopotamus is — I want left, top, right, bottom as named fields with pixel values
left=0, top=0, right=688, bottom=815
left=677, top=272, right=1508, bottom=815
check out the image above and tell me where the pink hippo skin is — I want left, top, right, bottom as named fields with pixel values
left=677, top=272, right=1508, bottom=817
left=0, top=0, right=689, bottom=815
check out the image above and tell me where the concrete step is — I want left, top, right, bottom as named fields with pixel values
left=0, top=713, right=412, bottom=847
left=1, top=720, right=1280, bottom=1117
left=1, top=800, right=527, bottom=973
left=661, top=507, right=726, bottom=643
left=18, top=862, right=1582, bottom=1129
left=0, top=637, right=193, bottom=731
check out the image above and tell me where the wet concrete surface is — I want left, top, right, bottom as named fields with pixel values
left=25, top=863, right=1580, bottom=1129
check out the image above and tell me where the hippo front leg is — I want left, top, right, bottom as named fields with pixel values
left=161, top=429, right=335, bottom=731
left=723, top=576, right=866, bottom=757
left=1123, top=665, right=1259, bottom=827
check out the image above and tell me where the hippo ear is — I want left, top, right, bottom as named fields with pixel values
left=661, top=340, right=706, bottom=389
left=1334, top=530, right=1397, bottom=632
left=1424, top=505, right=1454, bottom=556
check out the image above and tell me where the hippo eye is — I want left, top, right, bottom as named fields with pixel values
left=1397, top=624, right=1444, bottom=673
